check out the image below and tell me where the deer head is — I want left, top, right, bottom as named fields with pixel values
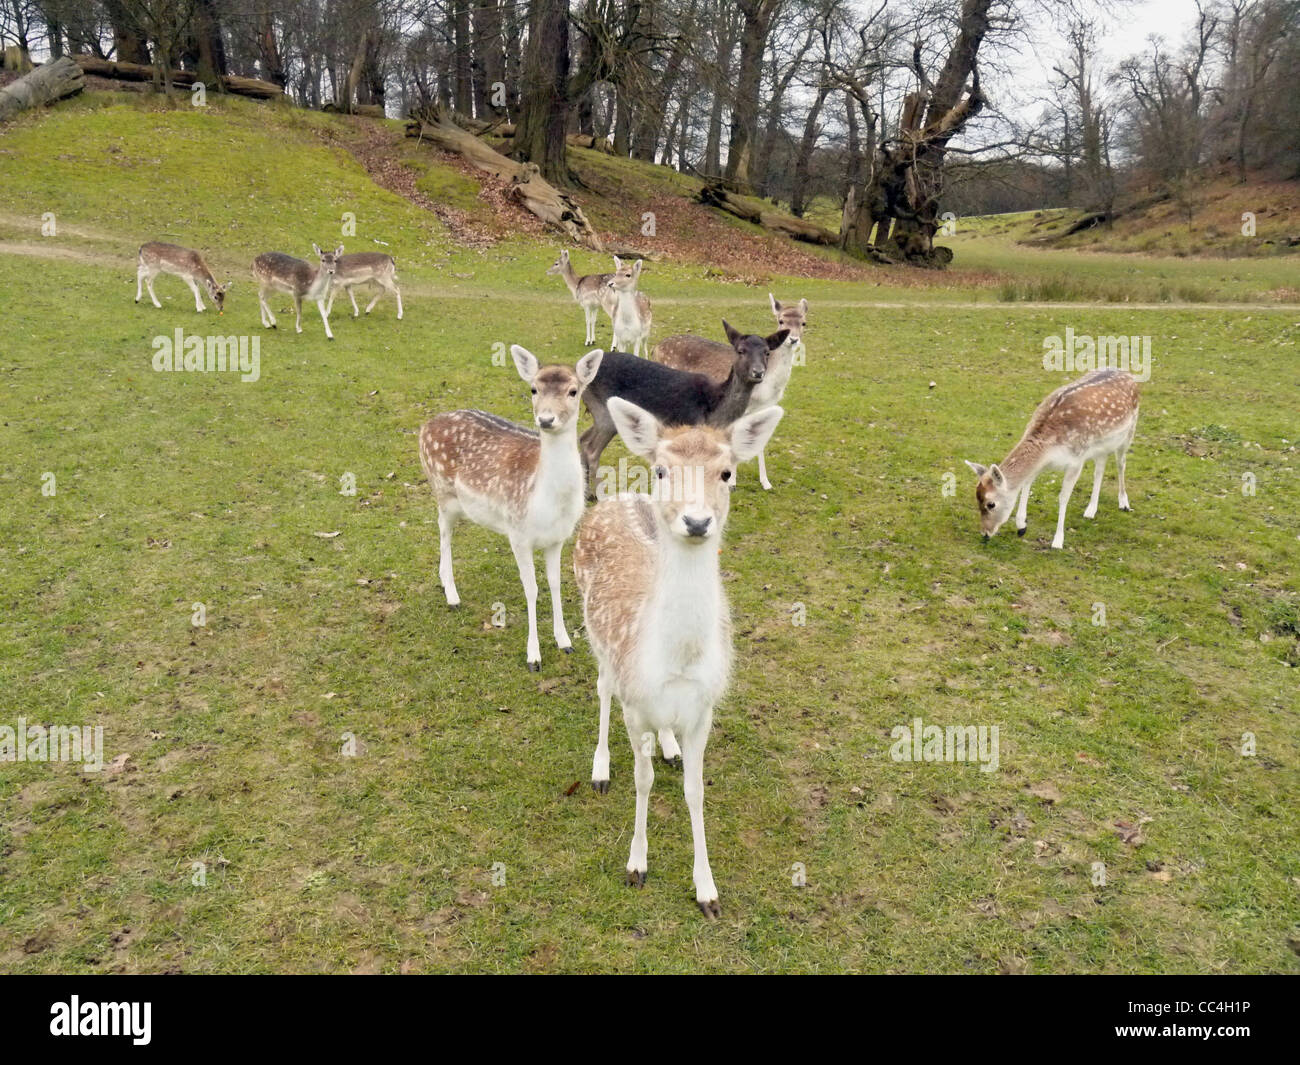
left=608, top=398, right=783, bottom=543
left=769, top=294, right=808, bottom=344
left=546, top=249, right=570, bottom=276
left=964, top=460, right=1016, bottom=539
left=722, top=320, right=789, bottom=385
left=511, top=345, right=603, bottom=433
left=610, top=257, right=642, bottom=292
left=311, top=243, right=343, bottom=279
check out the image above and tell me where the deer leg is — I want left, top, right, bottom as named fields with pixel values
left=1016, top=474, right=1036, bottom=535
left=509, top=535, right=541, bottom=671
left=259, top=288, right=276, bottom=328
left=580, top=415, right=616, bottom=502
left=591, top=667, right=612, bottom=793
left=145, top=273, right=162, bottom=309
left=681, top=718, right=719, bottom=917
left=1117, top=432, right=1134, bottom=511
left=364, top=286, right=382, bottom=315
left=292, top=296, right=303, bottom=333
left=624, top=713, right=654, bottom=886
left=658, top=729, right=681, bottom=768
left=391, top=280, right=403, bottom=320
left=185, top=276, right=205, bottom=312
left=135, top=266, right=145, bottom=304
left=1052, top=462, right=1084, bottom=549
left=437, top=503, right=461, bottom=606
left=584, top=306, right=596, bottom=345
left=757, top=445, right=772, bottom=491
left=543, top=541, right=571, bottom=653
left=1083, top=455, right=1106, bottom=519
left=317, top=297, right=333, bottom=340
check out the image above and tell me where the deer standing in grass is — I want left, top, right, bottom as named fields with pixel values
left=655, top=294, right=808, bottom=489
left=252, top=243, right=342, bottom=339
left=575, top=398, right=783, bottom=917
left=136, top=242, right=230, bottom=313
left=326, top=253, right=403, bottom=320
left=607, top=256, right=652, bottom=356
left=419, top=346, right=604, bottom=671
left=578, top=321, right=787, bottom=499
left=547, top=249, right=614, bottom=345
left=965, top=368, right=1140, bottom=550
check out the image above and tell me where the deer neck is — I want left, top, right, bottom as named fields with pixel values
left=711, top=365, right=755, bottom=423
left=532, top=421, right=583, bottom=499
left=1000, top=436, right=1049, bottom=489
left=644, top=525, right=726, bottom=672
left=306, top=267, right=333, bottom=301
left=560, top=262, right=579, bottom=296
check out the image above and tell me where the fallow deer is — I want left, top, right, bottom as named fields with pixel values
left=607, top=256, right=652, bottom=356
left=547, top=249, right=613, bottom=345
left=252, top=244, right=342, bottom=339
left=575, top=398, right=784, bottom=917
left=136, top=242, right=230, bottom=313
left=419, top=346, right=604, bottom=670
left=326, top=252, right=403, bottom=320
left=654, top=294, right=808, bottom=489
left=965, top=368, right=1140, bottom=550
left=578, top=321, right=788, bottom=499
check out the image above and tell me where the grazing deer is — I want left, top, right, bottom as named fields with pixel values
left=547, top=249, right=613, bottom=344
left=965, top=368, right=1140, bottom=550
left=252, top=244, right=342, bottom=339
left=326, top=252, right=403, bottom=320
left=607, top=256, right=652, bottom=356
left=654, top=294, right=808, bottom=489
left=578, top=321, right=788, bottom=499
left=419, top=346, right=604, bottom=671
left=136, top=242, right=230, bottom=313
left=575, top=398, right=784, bottom=917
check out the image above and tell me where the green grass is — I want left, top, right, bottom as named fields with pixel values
left=1, top=96, right=1299, bottom=973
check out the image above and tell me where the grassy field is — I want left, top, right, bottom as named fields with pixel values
left=1, top=95, right=1298, bottom=974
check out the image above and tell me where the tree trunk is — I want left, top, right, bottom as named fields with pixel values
left=0, top=55, right=86, bottom=122
left=453, top=0, right=473, bottom=115
left=103, top=0, right=150, bottom=65
left=192, top=0, right=228, bottom=90
left=789, top=83, right=830, bottom=217
left=513, top=0, right=571, bottom=185
left=723, top=0, right=777, bottom=193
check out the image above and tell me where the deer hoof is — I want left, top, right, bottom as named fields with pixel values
left=1017, top=526, right=1027, bottom=537
left=592, top=779, right=609, bottom=795
left=563, top=646, right=573, bottom=655
left=697, top=899, right=721, bottom=919
left=527, top=660, right=540, bottom=673
left=625, top=870, right=647, bottom=888
left=661, top=754, right=682, bottom=770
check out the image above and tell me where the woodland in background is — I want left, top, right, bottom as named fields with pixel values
left=4, top=0, right=1300, bottom=264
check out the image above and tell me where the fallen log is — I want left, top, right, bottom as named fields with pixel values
left=0, top=55, right=85, bottom=123
left=696, top=181, right=837, bottom=246
left=73, top=56, right=282, bottom=100
left=406, top=108, right=604, bottom=252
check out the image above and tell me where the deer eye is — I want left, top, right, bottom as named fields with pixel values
left=530, top=388, right=537, bottom=395
left=568, top=389, right=578, bottom=397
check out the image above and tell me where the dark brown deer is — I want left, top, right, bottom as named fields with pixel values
left=578, top=321, right=788, bottom=499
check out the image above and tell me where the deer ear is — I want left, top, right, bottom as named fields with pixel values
left=769, top=293, right=781, bottom=315
left=989, top=463, right=1006, bottom=487
left=964, top=460, right=987, bottom=478
left=575, top=348, right=603, bottom=386
left=766, top=329, right=790, bottom=351
left=632, top=259, right=642, bottom=277
left=612, top=255, right=622, bottom=269
left=798, top=298, right=808, bottom=315
left=730, top=406, right=784, bottom=463
left=335, top=245, right=344, bottom=256
left=312, top=243, right=322, bottom=256
left=608, top=398, right=661, bottom=460
left=510, top=345, right=539, bottom=383
left=722, top=320, right=741, bottom=347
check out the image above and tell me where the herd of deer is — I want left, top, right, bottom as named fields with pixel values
left=134, top=238, right=1141, bottom=918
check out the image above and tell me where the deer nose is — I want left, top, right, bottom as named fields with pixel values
left=683, top=515, right=712, bottom=538
left=537, top=415, right=555, bottom=429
